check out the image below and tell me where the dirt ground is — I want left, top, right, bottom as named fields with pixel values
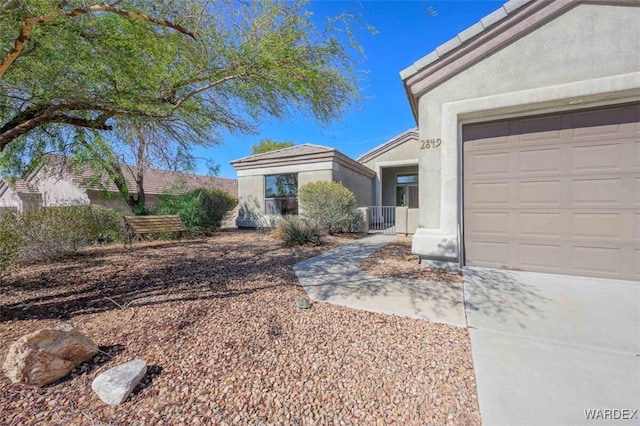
left=0, top=230, right=479, bottom=425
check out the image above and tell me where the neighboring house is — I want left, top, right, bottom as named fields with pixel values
left=0, top=155, right=238, bottom=213
left=401, top=0, right=639, bottom=280
left=230, top=144, right=375, bottom=228
left=0, top=179, right=40, bottom=213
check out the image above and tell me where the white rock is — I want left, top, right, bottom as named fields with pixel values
left=92, top=359, right=147, bottom=405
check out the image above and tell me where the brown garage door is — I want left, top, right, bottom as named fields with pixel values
left=463, top=103, right=640, bottom=280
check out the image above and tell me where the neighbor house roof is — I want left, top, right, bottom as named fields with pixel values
left=0, top=178, right=40, bottom=202
left=356, top=128, right=418, bottom=164
left=30, top=155, right=238, bottom=198
left=230, top=144, right=375, bottom=178
left=400, top=0, right=630, bottom=120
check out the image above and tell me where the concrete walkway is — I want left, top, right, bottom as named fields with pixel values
left=294, top=235, right=640, bottom=425
left=293, top=234, right=466, bottom=327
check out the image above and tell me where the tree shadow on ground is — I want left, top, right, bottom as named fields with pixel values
left=0, top=233, right=322, bottom=322
left=296, top=236, right=551, bottom=325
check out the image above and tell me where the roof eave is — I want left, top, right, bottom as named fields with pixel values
left=401, top=0, right=545, bottom=119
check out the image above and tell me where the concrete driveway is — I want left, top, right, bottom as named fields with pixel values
left=464, top=268, right=640, bottom=425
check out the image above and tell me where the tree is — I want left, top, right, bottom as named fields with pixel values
left=251, top=138, right=295, bottom=155
left=0, top=0, right=367, bottom=206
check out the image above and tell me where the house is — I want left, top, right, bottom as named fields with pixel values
left=0, top=155, right=238, bottom=213
left=401, top=0, right=639, bottom=280
left=230, top=131, right=422, bottom=232
left=231, top=0, right=639, bottom=281
left=230, top=144, right=375, bottom=228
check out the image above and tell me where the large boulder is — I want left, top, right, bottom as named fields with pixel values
left=2, top=324, right=98, bottom=387
left=92, top=359, right=148, bottom=405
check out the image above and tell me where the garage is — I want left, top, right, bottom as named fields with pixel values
left=463, top=103, right=639, bottom=280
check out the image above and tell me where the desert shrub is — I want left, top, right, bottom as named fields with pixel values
left=19, top=205, right=96, bottom=262
left=0, top=210, right=22, bottom=281
left=275, top=215, right=323, bottom=246
left=298, top=181, right=362, bottom=234
left=87, top=205, right=125, bottom=243
left=157, top=188, right=237, bottom=235
left=0, top=204, right=125, bottom=269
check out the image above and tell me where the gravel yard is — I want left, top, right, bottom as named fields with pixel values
left=358, top=237, right=463, bottom=283
left=0, top=230, right=479, bottom=425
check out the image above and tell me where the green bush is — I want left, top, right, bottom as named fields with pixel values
left=0, top=210, right=22, bottom=282
left=298, top=181, right=362, bottom=234
left=156, top=188, right=237, bottom=235
left=87, top=205, right=125, bottom=244
left=19, top=205, right=96, bottom=262
left=276, top=215, right=323, bottom=246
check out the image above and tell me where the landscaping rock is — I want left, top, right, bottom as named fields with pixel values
left=2, top=324, right=98, bottom=387
left=296, top=296, right=311, bottom=309
left=92, top=359, right=147, bottom=405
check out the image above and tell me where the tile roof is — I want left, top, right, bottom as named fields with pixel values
left=230, top=144, right=335, bottom=164
left=40, top=155, right=238, bottom=197
left=10, top=179, right=40, bottom=195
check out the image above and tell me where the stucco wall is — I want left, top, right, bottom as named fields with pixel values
left=362, top=136, right=420, bottom=170
left=332, top=163, right=373, bottom=207
left=35, top=174, right=89, bottom=206
left=298, top=170, right=334, bottom=188
left=412, top=3, right=640, bottom=261
left=0, top=188, right=20, bottom=209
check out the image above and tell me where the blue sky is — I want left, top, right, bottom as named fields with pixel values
left=209, top=1, right=505, bottom=179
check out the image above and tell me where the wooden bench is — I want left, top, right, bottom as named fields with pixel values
left=122, top=215, right=188, bottom=248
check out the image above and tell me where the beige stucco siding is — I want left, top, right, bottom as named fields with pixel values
left=298, top=170, right=334, bottom=187
left=412, top=3, right=640, bottom=260
left=36, top=174, right=89, bottom=206
left=362, top=136, right=420, bottom=170
left=237, top=175, right=266, bottom=221
left=332, top=163, right=374, bottom=206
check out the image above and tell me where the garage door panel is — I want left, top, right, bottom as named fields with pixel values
left=518, top=212, right=562, bottom=238
left=469, top=152, right=511, bottom=176
left=571, top=213, right=622, bottom=240
left=462, top=121, right=510, bottom=147
left=518, top=243, right=562, bottom=270
left=516, top=115, right=564, bottom=143
left=466, top=182, right=509, bottom=207
left=464, top=104, right=639, bottom=280
left=466, top=241, right=509, bottom=267
left=571, top=178, right=622, bottom=206
left=519, top=148, right=562, bottom=174
left=572, top=144, right=623, bottom=172
left=572, top=246, right=621, bottom=276
left=468, top=212, right=509, bottom=236
left=518, top=180, right=562, bottom=206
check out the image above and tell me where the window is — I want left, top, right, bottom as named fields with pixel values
left=396, top=173, right=419, bottom=208
left=265, top=174, right=298, bottom=215
left=396, top=174, right=418, bottom=184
